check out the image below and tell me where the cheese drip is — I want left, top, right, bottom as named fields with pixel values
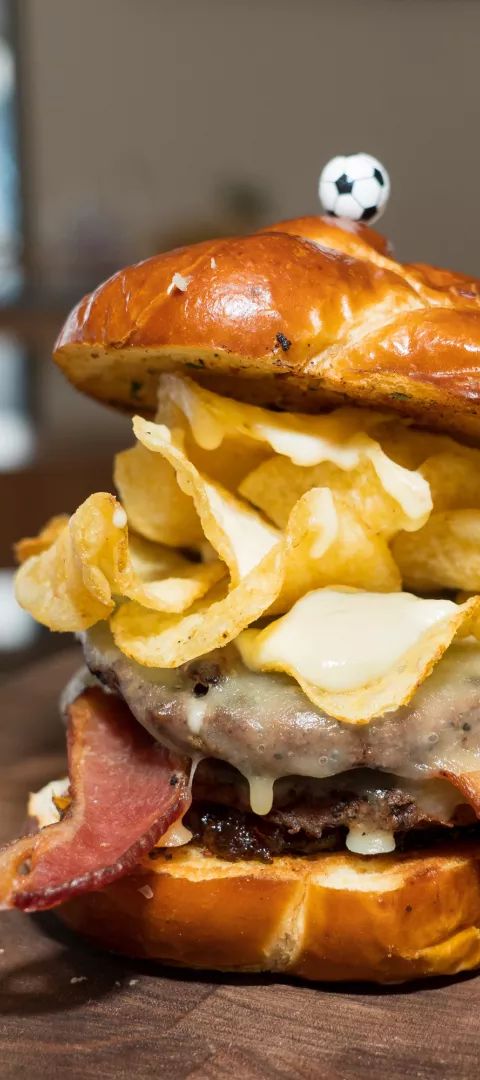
left=186, top=695, right=209, bottom=734
left=247, top=775, right=276, bottom=816
left=156, top=819, right=193, bottom=847
left=346, top=825, right=396, bottom=855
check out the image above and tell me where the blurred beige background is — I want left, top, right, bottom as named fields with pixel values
left=2, top=0, right=480, bottom=666
left=18, top=0, right=480, bottom=444
left=23, top=0, right=479, bottom=273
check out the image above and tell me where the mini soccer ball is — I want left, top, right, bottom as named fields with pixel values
left=318, top=153, right=390, bottom=223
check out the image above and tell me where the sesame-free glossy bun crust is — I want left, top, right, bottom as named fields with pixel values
left=54, top=215, right=480, bottom=442
left=58, top=842, right=480, bottom=983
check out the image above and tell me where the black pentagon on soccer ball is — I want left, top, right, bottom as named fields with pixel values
left=360, top=206, right=378, bottom=222
left=335, top=173, right=353, bottom=195
left=373, top=167, right=385, bottom=186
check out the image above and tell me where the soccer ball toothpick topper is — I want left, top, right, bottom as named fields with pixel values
left=318, top=153, right=390, bottom=224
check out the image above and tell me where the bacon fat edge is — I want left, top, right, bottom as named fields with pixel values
left=0, top=687, right=190, bottom=912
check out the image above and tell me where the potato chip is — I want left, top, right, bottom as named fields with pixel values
left=239, top=455, right=422, bottom=537
left=455, top=596, right=480, bottom=639
left=14, top=515, right=69, bottom=564
left=159, top=374, right=383, bottom=461
left=155, top=393, right=268, bottom=490
left=133, top=416, right=279, bottom=585
left=114, top=443, right=203, bottom=548
left=393, top=510, right=480, bottom=593
left=111, top=542, right=285, bottom=668
left=236, top=588, right=480, bottom=723
left=16, top=370, right=480, bottom=717
left=184, top=436, right=268, bottom=491
left=70, top=494, right=130, bottom=605
left=125, top=533, right=225, bottom=613
left=271, top=488, right=400, bottom=613
left=373, top=421, right=462, bottom=470
left=159, top=374, right=432, bottom=526
left=420, top=452, right=480, bottom=511
left=110, top=474, right=402, bottom=666
left=15, top=494, right=124, bottom=630
left=127, top=533, right=184, bottom=579
left=15, top=494, right=225, bottom=630
left=128, top=564, right=224, bottom=613
left=365, top=443, right=432, bottom=527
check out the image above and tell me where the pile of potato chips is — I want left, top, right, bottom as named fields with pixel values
left=15, top=374, right=480, bottom=722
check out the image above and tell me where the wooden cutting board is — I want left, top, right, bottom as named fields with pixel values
left=1, top=648, right=479, bottom=1080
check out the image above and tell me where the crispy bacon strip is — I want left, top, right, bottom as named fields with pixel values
left=0, top=688, right=190, bottom=912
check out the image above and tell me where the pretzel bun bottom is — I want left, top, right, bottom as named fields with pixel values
left=57, top=843, right=480, bottom=982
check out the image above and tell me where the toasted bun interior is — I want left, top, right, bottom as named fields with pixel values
left=56, top=843, right=480, bottom=983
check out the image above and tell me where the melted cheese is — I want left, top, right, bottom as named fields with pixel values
left=346, top=825, right=396, bottom=855
left=28, top=778, right=69, bottom=827
left=157, top=819, right=193, bottom=847
left=238, top=589, right=458, bottom=693
left=59, top=665, right=101, bottom=719
left=159, top=375, right=432, bottom=527
left=247, top=775, right=276, bottom=816
left=365, top=443, right=431, bottom=526
left=186, top=696, right=209, bottom=734
left=85, top=625, right=480, bottom=786
left=401, top=777, right=464, bottom=820
left=204, top=482, right=278, bottom=578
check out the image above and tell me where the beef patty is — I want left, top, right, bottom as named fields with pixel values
left=173, top=760, right=473, bottom=860
left=83, top=626, right=480, bottom=812
left=178, top=804, right=480, bottom=863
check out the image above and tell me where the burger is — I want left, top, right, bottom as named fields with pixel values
left=2, top=212, right=480, bottom=983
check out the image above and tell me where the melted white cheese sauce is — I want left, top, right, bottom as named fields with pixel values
left=186, top=696, right=209, bottom=734
left=401, top=777, right=464, bottom=820
left=242, top=589, right=457, bottom=693
left=28, top=778, right=69, bottom=827
left=30, top=766, right=470, bottom=859
left=164, top=377, right=431, bottom=526
left=205, top=481, right=278, bottom=578
left=247, top=775, right=276, bottom=816
left=59, top=666, right=100, bottom=719
left=346, top=824, right=396, bottom=855
left=365, top=442, right=431, bottom=525
left=157, top=819, right=193, bottom=847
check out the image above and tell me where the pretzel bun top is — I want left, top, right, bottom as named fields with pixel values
left=54, top=215, right=480, bottom=441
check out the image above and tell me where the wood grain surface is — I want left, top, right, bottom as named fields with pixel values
left=1, top=648, right=479, bottom=1080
